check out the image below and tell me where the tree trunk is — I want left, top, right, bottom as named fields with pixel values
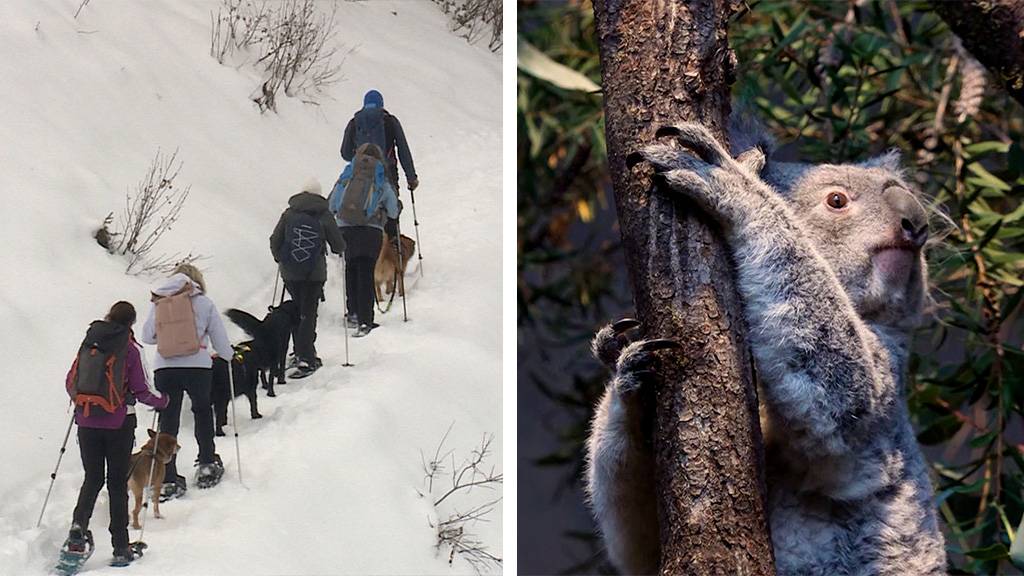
left=931, top=0, right=1024, bottom=107
left=591, top=0, right=775, bottom=574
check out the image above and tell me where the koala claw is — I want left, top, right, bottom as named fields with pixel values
left=593, top=318, right=643, bottom=369
left=611, top=318, right=642, bottom=332
left=612, top=339, right=674, bottom=396
left=639, top=338, right=681, bottom=352
left=654, top=122, right=730, bottom=166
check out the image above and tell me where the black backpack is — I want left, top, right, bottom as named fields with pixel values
left=354, top=108, right=388, bottom=154
left=278, top=211, right=324, bottom=277
left=67, top=327, right=130, bottom=417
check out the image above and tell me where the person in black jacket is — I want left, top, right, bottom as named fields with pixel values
left=340, top=90, right=418, bottom=239
left=269, top=180, right=346, bottom=377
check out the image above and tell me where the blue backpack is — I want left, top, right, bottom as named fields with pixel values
left=354, top=108, right=388, bottom=154
left=278, top=211, right=323, bottom=277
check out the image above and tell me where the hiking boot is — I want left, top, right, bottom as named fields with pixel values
left=66, top=524, right=93, bottom=553
left=287, top=359, right=317, bottom=379
left=159, top=475, right=187, bottom=502
left=195, top=454, right=225, bottom=489
left=353, top=323, right=379, bottom=338
left=110, top=547, right=136, bottom=567
left=345, top=316, right=359, bottom=329
left=286, top=354, right=299, bottom=369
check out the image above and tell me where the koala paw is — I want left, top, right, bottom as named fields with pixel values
left=625, top=122, right=769, bottom=224
left=592, top=318, right=680, bottom=397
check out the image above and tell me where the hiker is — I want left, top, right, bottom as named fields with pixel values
left=62, top=301, right=169, bottom=567
left=270, top=179, right=346, bottom=378
left=141, top=263, right=233, bottom=498
left=329, top=142, right=399, bottom=337
left=340, top=89, right=418, bottom=241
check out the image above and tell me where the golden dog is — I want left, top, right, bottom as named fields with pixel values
left=128, top=430, right=179, bottom=529
left=375, top=234, right=416, bottom=301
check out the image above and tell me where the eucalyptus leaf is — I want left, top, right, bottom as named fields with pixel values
left=517, top=36, right=600, bottom=93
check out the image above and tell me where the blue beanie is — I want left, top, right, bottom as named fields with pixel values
left=363, top=90, right=383, bottom=109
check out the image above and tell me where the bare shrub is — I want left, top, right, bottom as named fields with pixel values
left=113, top=149, right=191, bottom=274
left=419, top=423, right=502, bottom=574
left=209, top=0, right=350, bottom=113
left=94, top=212, right=116, bottom=251
left=433, top=0, right=502, bottom=53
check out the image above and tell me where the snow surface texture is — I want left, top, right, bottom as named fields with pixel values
left=0, top=1, right=501, bottom=574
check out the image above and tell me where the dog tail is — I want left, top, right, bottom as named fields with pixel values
left=226, top=308, right=264, bottom=338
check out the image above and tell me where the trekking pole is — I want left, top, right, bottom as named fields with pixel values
left=408, top=188, right=424, bottom=278
left=36, top=414, right=76, bottom=527
left=226, top=361, right=245, bottom=486
left=278, top=271, right=286, bottom=306
left=130, top=410, right=161, bottom=555
left=396, top=220, right=409, bottom=322
left=340, top=255, right=353, bottom=367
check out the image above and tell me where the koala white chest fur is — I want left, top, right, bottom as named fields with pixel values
left=585, top=119, right=946, bottom=575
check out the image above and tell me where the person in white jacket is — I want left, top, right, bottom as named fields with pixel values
left=141, top=264, right=233, bottom=496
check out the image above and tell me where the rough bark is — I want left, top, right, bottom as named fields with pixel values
left=591, top=0, right=775, bottom=574
left=931, top=0, right=1024, bottom=107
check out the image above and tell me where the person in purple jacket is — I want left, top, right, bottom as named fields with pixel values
left=63, top=301, right=169, bottom=566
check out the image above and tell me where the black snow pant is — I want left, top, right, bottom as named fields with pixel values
left=285, top=280, right=324, bottom=364
left=72, top=413, right=137, bottom=551
left=342, top=226, right=384, bottom=327
left=155, top=367, right=216, bottom=484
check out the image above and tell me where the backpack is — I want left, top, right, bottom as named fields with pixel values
left=67, top=329, right=130, bottom=417
left=153, top=286, right=201, bottom=358
left=354, top=108, right=388, bottom=154
left=278, top=210, right=324, bottom=276
left=338, top=151, right=380, bottom=226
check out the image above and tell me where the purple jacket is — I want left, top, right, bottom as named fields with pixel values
left=66, top=325, right=168, bottom=429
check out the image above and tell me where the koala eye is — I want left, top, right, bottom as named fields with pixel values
left=825, top=191, right=849, bottom=210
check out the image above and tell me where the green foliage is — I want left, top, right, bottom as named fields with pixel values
left=518, top=0, right=1024, bottom=573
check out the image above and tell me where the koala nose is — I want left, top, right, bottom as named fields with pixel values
left=885, top=187, right=928, bottom=247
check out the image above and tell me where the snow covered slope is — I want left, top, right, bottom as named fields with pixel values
left=0, top=1, right=501, bottom=574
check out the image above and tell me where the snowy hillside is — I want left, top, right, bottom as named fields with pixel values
left=0, top=1, right=501, bottom=574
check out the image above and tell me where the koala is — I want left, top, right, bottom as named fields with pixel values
left=585, top=120, right=947, bottom=575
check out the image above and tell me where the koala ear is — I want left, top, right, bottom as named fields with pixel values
left=861, top=148, right=902, bottom=171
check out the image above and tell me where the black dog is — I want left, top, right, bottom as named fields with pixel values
left=225, top=300, right=299, bottom=397
left=212, top=353, right=262, bottom=437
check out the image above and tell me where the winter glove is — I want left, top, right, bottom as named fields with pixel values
left=408, top=178, right=419, bottom=192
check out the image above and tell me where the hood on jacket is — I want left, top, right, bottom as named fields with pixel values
left=363, top=89, right=383, bottom=109
left=300, top=177, right=322, bottom=196
left=82, top=320, right=131, bottom=353
left=151, top=273, right=203, bottom=299
left=288, top=191, right=330, bottom=214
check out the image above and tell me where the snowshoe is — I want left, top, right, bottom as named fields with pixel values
left=195, top=454, right=225, bottom=489
left=54, top=525, right=94, bottom=576
left=287, top=359, right=317, bottom=380
left=158, top=475, right=187, bottom=502
left=352, top=323, right=379, bottom=338
left=109, top=543, right=143, bottom=568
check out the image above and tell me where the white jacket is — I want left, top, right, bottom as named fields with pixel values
left=141, top=273, right=233, bottom=370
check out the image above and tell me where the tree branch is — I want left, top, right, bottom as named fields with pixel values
left=931, top=0, right=1024, bottom=107
left=591, top=0, right=775, bottom=573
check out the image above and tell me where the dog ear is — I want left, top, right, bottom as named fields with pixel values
left=148, top=429, right=156, bottom=438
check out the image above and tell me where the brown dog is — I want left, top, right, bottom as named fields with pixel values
left=374, top=234, right=416, bottom=301
left=128, top=430, right=179, bottom=529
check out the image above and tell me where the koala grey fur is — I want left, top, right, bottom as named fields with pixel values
left=585, top=118, right=946, bottom=575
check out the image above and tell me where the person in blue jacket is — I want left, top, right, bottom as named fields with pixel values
left=329, top=142, right=399, bottom=337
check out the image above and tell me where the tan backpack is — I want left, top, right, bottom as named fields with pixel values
left=152, top=286, right=200, bottom=358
